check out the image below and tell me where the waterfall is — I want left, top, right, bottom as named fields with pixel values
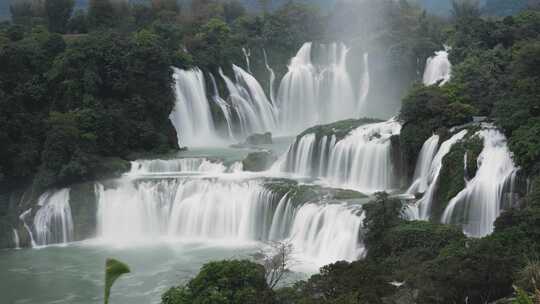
left=12, top=229, right=20, bottom=249
left=94, top=177, right=365, bottom=264
left=411, top=130, right=468, bottom=220
left=287, top=202, right=365, bottom=265
left=286, top=133, right=317, bottom=176
left=263, top=49, right=276, bottom=105
left=209, top=73, right=235, bottom=139
left=441, top=129, right=518, bottom=237
left=407, top=134, right=440, bottom=194
left=96, top=179, right=282, bottom=243
left=357, top=52, right=370, bottom=116
left=326, top=120, right=401, bottom=192
left=169, top=67, right=218, bottom=146
left=19, top=209, right=36, bottom=247
left=281, top=120, right=401, bottom=193
left=220, top=65, right=278, bottom=138
left=242, top=47, right=251, bottom=74
left=128, top=158, right=227, bottom=175
left=167, top=181, right=278, bottom=241
left=33, top=188, right=74, bottom=246
left=276, top=43, right=358, bottom=134
left=423, top=50, right=452, bottom=86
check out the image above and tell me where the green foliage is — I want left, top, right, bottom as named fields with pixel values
left=10, top=1, right=34, bottom=25
left=516, top=258, right=540, bottom=292
left=67, top=10, right=88, bottom=34
left=223, top=1, right=247, bottom=23
left=417, top=237, right=516, bottom=303
left=292, top=260, right=393, bottom=304
left=509, top=118, right=540, bottom=173
left=362, top=193, right=405, bottom=259
left=399, top=84, right=476, bottom=175
left=104, top=258, right=131, bottom=304
left=484, top=0, right=530, bottom=17
left=431, top=134, right=483, bottom=220
left=382, top=221, right=465, bottom=259
left=299, top=118, right=382, bottom=142
left=512, top=287, right=534, bottom=304
left=451, top=0, right=481, bottom=21
left=188, top=18, right=242, bottom=74
left=45, top=0, right=74, bottom=33
left=161, top=260, right=274, bottom=304
left=0, top=23, right=179, bottom=190
left=88, top=0, right=129, bottom=29
left=450, top=46, right=512, bottom=115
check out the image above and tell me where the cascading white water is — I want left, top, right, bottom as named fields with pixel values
left=12, top=229, right=20, bottom=249
left=209, top=73, right=235, bottom=139
left=409, top=130, right=468, bottom=220
left=281, top=120, right=401, bottom=193
left=96, top=179, right=284, bottom=243
left=318, top=44, right=356, bottom=124
left=168, top=180, right=278, bottom=241
left=356, top=52, right=370, bottom=115
left=407, top=134, right=440, bottom=194
left=128, top=158, right=227, bottom=175
left=423, top=50, right=452, bottom=86
left=286, top=133, right=317, bottom=176
left=220, top=65, right=278, bottom=138
left=169, top=67, right=218, bottom=146
left=326, top=120, right=401, bottom=192
left=276, top=43, right=360, bottom=134
left=277, top=43, right=317, bottom=133
left=33, top=188, right=73, bottom=246
left=287, top=202, right=365, bottom=265
left=232, top=65, right=278, bottom=131
left=242, top=47, right=251, bottom=74
left=19, top=209, right=36, bottom=247
left=441, top=129, right=518, bottom=237
left=95, top=177, right=365, bottom=265
left=263, top=49, right=277, bottom=105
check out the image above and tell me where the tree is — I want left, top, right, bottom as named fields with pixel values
left=253, top=241, right=294, bottom=289
left=88, top=0, right=129, bottom=29
left=67, top=10, right=88, bottom=34
left=10, top=0, right=33, bottom=24
left=45, top=0, right=74, bottom=33
left=161, top=260, right=275, bottom=304
left=451, top=0, right=481, bottom=20
left=223, top=1, right=246, bottom=23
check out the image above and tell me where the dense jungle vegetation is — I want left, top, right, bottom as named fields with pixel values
left=0, top=0, right=446, bottom=192
left=0, top=0, right=327, bottom=193
left=2, top=0, right=540, bottom=303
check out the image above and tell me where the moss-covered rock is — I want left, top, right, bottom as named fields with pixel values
left=0, top=187, right=34, bottom=248
left=284, top=118, right=385, bottom=177
left=245, top=132, right=273, bottom=145
left=90, top=157, right=131, bottom=180
left=242, top=151, right=277, bottom=172
left=431, top=132, right=483, bottom=221
left=69, top=182, right=98, bottom=241
left=298, top=118, right=382, bottom=142
left=263, top=178, right=367, bottom=207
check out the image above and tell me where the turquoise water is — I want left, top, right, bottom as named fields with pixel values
left=0, top=240, right=261, bottom=304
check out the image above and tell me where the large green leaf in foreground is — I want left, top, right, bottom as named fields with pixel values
left=104, top=258, right=131, bottom=304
